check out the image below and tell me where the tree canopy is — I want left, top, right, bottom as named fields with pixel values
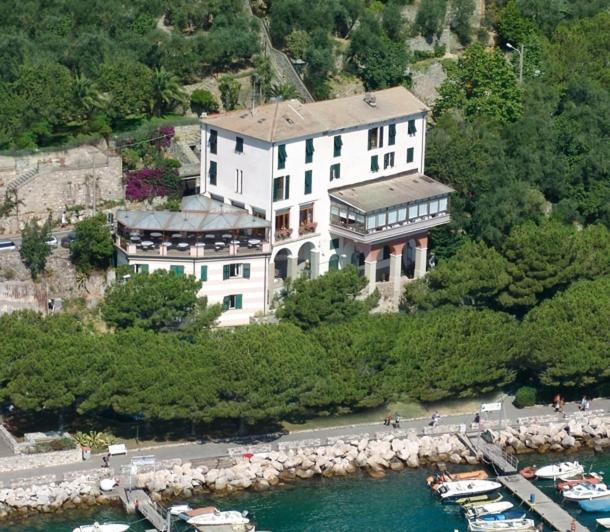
left=70, top=214, right=114, bottom=274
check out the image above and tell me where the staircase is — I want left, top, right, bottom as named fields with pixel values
left=6, top=167, right=39, bottom=192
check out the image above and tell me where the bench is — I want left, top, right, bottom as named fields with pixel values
left=108, top=444, right=127, bottom=456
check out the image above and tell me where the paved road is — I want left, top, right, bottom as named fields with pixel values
left=4, top=229, right=74, bottom=248
left=1, top=397, right=608, bottom=487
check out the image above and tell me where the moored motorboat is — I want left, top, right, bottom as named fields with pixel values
left=479, top=511, right=527, bottom=522
left=535, top=461, right=584, bottom=480
left=557, top=472, right=603, bottom=491
left=467, top=517, right=536, bottom=531
left=563, top=482, right=610, bottom=501
left=579, top=498, right=610, bottom=512
left=427, top=469, right=489, bottom=489
left=597, top=517, right=610, bottom=528
left=184, top=506, right=253, bottom=530
left=458, top=494, right=504, bottom=507
left=519, top=466, right=536, bottom=480
left=73, top=524, right=129, bottom=532
left=464, top=501, right=514, bottom=518
left=435, top=480, right=502, bottom=501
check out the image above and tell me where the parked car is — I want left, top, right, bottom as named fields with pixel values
left=60, top=233, right=76, bottom=248
left=0, top=240, right=17, bottom=252
left=46, top=236, right=58, bottom=247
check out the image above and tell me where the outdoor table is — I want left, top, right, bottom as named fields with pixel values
left=230, top=240, right=240, bottom=246
left=195, top=242, right=205, bottom=248
left=130, top=235, right=141, bottom=242
left=222, top=233, right=232, bottom=241
left=149, top=232, right=162, bottom=238
left=214, top=241, right=225, bottom=250
left=171, top=233, right=182, bottom=239
left=161, top=241, right=172, bottom=248
left=140, top=240, right=154, bottom=249
left=248, top=238, right=262, bottom=247
left=177, top=242, right=189, bottom=250
left=205, top=234, right=215, bottom=240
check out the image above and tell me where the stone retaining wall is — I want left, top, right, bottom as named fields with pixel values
left=0, top=448, right=81, bottom=475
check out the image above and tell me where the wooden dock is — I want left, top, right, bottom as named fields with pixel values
left=123, top=488, right=169, bottom=531
left=498, top=475, right=589, bottom=532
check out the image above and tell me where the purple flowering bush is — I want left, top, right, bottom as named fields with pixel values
left=125, top=165, right=180, bottom=201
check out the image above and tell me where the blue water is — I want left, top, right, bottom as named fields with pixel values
left=4, top=451, right=610, bottom=531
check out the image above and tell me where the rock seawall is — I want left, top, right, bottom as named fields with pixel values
left=2, top=416, right=610, bottom=520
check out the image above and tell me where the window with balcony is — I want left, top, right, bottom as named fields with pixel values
left=209, top=129, right=217, bottom=154
left=223, top=263, right=251, bottom=279
left=305, top=138, right=314, bottom=163
left=235, top=136, right=244, bottom=153
left=273, top=175, right=290, bottom=201
left=407, top=147, right=414, bottom=163
left=330, top=163, right=341, bottom=181
left=408, top=119, right=417, bottom=136
left=223, top=294, right=243, bottom=310
left=304, top=170, right=312, bottom=195
left=278, top=144, right=287, bottom=169
left=368, top=127, right=379, bottom=150
left=384, top=152, right=395, bottom=169
left=389, top=124, right=396, bottom=145
left=299, top=204, right=316, bottom=235
left=333, top=135, right=343, bottom=157
left=370, top=155, right=379, bottom=172
left=209, top=161, right=217, bottom=185
left=275, top=210, right=291, bottom=240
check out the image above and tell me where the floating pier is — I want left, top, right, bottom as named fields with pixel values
left=119, top=488, right=169, bottom=531
left=462, top=433, right=519, bottom=475
left=498, top=475, right=589, bottom=532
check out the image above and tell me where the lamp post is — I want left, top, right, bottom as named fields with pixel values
left=506, top=42, right=524, bottom=83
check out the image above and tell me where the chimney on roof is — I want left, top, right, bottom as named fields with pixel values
left=364, top=93, right=377, bottom=107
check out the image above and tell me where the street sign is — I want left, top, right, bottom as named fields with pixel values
left=481, top=402, right=502, bottom=413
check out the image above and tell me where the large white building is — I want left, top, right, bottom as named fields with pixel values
left=116, top=86, right=453, bottom=325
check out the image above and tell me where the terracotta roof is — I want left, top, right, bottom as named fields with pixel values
left=201, top=86, right=429, bottom=143
left=329, top=172, right=454, bottom=213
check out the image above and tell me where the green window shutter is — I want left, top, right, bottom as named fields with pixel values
left=223, top=296, right=230, bottom=310
left=330, top=238, right=339, bottom=250
left=170, top=265, right=184, bottom=276
left=389, top=124, right=396, bottom=145
left=209, top=129, right=217, bottom=154
left=408, top=120, right=416, bottom=135
left=285, top=175, right=290, bottom=199
left=278, top=144, right=287, bottom=169
left=209, top=161, right=217, bottom=185
left=235, top=294, right=243, bottom=309
left=305, top=138, right=314, bottom=163
left=304, top=170, right=312, bottom=194
left=200, top=265, right=208, bottom=281
left=235, top=137, right=243, bottom=153
left=223, top=264, right=230, bottom=280
left=273, top=177, right=281, bottom=202
left=379, top=126, right=384, bottom=148
left=243, top=263, right=251, bottom=278
left=407, top=147, right=414, bottom=163
left=329, top=254, right=340, bottom=270
left=139, top=264, right=149, bottom=274
left=371, top=155, right=379, bottom=172
left=333, top=135, right=342, bottom=157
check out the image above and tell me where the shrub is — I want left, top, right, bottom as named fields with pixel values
left=514, top=386, right=537, bottom=408
left=190, top=89, right=219, bottom=115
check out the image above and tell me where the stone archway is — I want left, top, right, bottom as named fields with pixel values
left=297, top=241, right=316, bottom=278
left=273, top=248, right=292, bottom=279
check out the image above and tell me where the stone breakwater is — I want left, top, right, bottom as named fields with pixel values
left=2, top=416, right=610, bottom=520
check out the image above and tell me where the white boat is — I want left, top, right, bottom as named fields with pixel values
left=185, top=506, right=251, bottom=526
left=468, top=518, right=536, bottom=531
left=597, top=517, right=610, bottom=528
left=169, top=504, right=191, bottom=515
left=436, top=480, right=502, bottom=501
left=535, top=461, right=584, bottom=479
left=563, top=482, right=610, bottom=501
left=464, top=501, right=514, bottom=518
left=73, top=524, right=129, bottom=532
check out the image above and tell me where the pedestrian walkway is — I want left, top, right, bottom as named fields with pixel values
left=0, top=398, right=608, bottom=488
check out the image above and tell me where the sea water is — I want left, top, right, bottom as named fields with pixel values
left=5, top=450, right=609, bottom=531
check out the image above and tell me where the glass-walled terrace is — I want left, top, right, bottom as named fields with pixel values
left=330, top=195, right=449, bottom=235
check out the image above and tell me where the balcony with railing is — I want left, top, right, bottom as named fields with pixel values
left=329, top=172, right=453, bottom=243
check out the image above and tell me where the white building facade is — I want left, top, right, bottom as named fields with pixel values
left=200, top=87, right=453, bottom=302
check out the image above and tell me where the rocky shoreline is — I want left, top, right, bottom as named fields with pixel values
left=2, top=415, right=610, bottom=520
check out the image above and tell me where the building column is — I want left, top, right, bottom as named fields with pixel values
left=364, top=248, right=381, bottom=295
left=414, top=235, right=428, bottom=279
left=287, top=256, right=299, bottom=280
left=310, top=250, right=320, bottom=279
left=390, top=242, right=406, bottom=305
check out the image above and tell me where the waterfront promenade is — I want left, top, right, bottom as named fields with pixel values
left=1, top=397, right=608, bottom=487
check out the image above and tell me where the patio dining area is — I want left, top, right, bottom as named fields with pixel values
left=115, top=206, right=271, bottom=258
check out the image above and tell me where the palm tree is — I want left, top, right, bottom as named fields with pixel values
left=270, top=82, right=300, bottom=101
left=150, top=67, right=187, bottom=116
left=70, top=74, right=104, bottom=131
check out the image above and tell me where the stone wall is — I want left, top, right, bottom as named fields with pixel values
left=0, top=145, right=123, bottom=235
left=0, top=281, right=47, bottom=315
left=0, top=448, right=81, bottom=475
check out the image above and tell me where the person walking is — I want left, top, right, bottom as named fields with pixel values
left=431, top=411, right=440, bottom=427
left=394, top=413, right=401, bottom=428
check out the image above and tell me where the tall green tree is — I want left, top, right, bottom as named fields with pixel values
left=149, top=67, right=186, bottom=116
left=70, top=214, right=114, bottom=274
left=218, top=75, right=240, bottom=110
left=19, top=218, right=52, bottom=280
left=450, top=0, right=476, bottom=45
left=415, top=0, right=448, bottom=40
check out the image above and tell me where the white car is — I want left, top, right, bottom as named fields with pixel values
left=46, top=236, right=58, bottom=247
